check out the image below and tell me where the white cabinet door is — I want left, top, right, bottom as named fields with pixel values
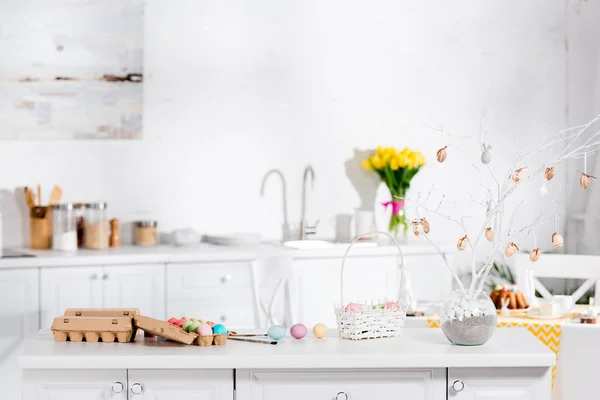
left=290, top=257, right=398, bottom=327
left=128, top=370, right=233, bottom=400
left=0, top=269, right=39, bottom=338
left=237, top=369, right=445, bottom=400
left=103, top=264, right=165, bottom=319
left=40, top=266, right=103, bottom=330
left=448, top=367, right=552, bottom=400
left=22, top=369, right=127, bottom=400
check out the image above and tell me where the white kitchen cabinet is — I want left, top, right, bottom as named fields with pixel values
left=40, top=266, right=103, bottom=330
left=0, top=269, right=39, bottom=338
left=236, top=369, right=446, bottom=400
left=448, top=368, right=552, bottom=400
left=289, top=257, right=399, bottom=327
left=41, top=264, right=165, bottom=328
left=128, top=370, right=233, bottom=400
left=103, top=264, right=165, bottom=319
left=22, top=369, right=127, bottom=400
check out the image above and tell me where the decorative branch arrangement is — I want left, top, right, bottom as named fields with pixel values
left=405, top=113, right=600, bottom=295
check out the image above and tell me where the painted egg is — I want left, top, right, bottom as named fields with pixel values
left=189, top=321, right=201, bottom=333
left=212, top=323, right=228, bottom=335
left=167, top=317, right=178, bottom=325
left=182, top=320, right=194, bottom=332
left=181, top=316, right=190, bottom=321
left=290, top=324, right=307, bottom=339
left=313, top=323, right=328, bottom=339
left=385, top=301, right=399, bottom=309
left=197, top=323, right=213, bottom=336
left=174, top=319, right=186, bottom=328
left=208, top=321, right=216, bottom=328
left=267, top=325, right=286, bottom=340
left=345, top=303, right=363, bottom=312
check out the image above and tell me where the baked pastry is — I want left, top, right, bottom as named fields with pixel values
left=490, top=285, right=529, bottom=310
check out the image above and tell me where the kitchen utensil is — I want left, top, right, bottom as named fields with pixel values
left=49, top=186, right=63, bottom=206
left=24, top=187, right=35, bottom=208
left=228, top=337, right=278, bottom=345
left=37, top=185, right=41, bottom=206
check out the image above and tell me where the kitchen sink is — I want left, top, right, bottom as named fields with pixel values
left=282, top=240, right=378, bottom=250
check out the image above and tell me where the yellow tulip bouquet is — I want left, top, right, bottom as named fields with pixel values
left=361, top=147, right=426, bottom=236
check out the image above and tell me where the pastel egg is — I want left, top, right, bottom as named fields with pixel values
left=208, top=321, right=216, bottom=328
left=182, top=320, right=194, bottom=332
left=267, top=325, right=286, bottom=340
left=385, top=301, right=399, bottom=309
left=212, top=323, right=228, bottom=335
left=345, top=303, right=363, bottom=312
left=189, top=321, right=202, bottom=333
left=197, top=323, right=213, bottom=336
left=313, top=323, right=328, bottom=339
left=181, top=316, right=190, bottom=321
left=174, top=319, right=186, bottom=327
left=167, top=317, right=178, bottom=325
left=290, top=323, right=307, bottom=339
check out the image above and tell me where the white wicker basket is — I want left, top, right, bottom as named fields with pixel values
left=334, top=231, right=407, bottom=340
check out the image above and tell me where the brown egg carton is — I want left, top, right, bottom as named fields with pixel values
left=51, top=316, right=137, bottom=343
left=133, top=315, right=198, bottom=345
left=195, top=334, right=227, bottom=347
left=64, top=308, right=140, bottom=318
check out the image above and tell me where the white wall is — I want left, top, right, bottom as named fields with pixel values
left=0, top=0, right=572, bottom=248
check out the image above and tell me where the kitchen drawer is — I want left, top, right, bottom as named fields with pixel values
left=167, top=262, right=253, bottom=297
left=236, top=369, right=446, bottom=400
left=167, top=299, right=257, bottom=328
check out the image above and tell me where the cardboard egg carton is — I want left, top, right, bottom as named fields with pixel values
left=196, top=333, right=227, bottom=347
left=51, top=316, right=137, bottom=343
left=133, top=315, right=198, bottom=345
left=64, top=308, right=140, bottom=318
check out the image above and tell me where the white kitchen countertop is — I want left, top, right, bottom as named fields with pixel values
left=0, top=241, right=452, bottom=269
left=19, top=329, right=554, bottom=370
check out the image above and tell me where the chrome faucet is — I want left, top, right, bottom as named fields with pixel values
left=300, top=165, right=317, bottom=240
left=260, top=169, right=290, bottom=239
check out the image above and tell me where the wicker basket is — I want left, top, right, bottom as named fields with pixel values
left=334, top=231, right=407, bottom=340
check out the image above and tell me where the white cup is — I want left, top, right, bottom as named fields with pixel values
left=552, top=295, right=574, bottom=316
left=355, top=209, right=374, bottom=238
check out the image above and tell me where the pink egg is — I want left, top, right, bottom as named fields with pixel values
left=345, top=303, right=363, bottom=312
left=208, top=321, right=216, bottom=328
left=197, top=323, right=213, bottom=336
left=385, top=301, right=399, bottom=309
left=290, top=323, right=307, bottom=339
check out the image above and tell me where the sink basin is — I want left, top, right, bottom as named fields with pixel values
left=282, top=240, right=378, bottom=250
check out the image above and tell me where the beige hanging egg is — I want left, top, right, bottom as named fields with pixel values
left=505, top=242, right=519, bottom=257
left=436, top=146, right=448, bottom=163
left=412, top=220, right=423, bottom=236
left=545, top=166, right=556, bottom=181
left=457, top=235, right=468, bottom=251
left=484, top=227, right=494, bottom=242
left=511, top=167, right=528, bottom=183
left=529, top=248, right=541, bottom=262
left=578, top=171, right=597, bottom=190
left=552, top=232, right=564, bottom=248
left=420, top=218, right=431, bottom=234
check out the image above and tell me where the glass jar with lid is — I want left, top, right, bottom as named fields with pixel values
left=84, top=202, right=109, bottom=250
left=52, top=203, right=77, bottom=251
left=134, top=220, right=158, bottom=246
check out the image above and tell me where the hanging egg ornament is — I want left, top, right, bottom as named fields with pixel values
left=481, top=144, right=492, bottom=164
left=530, top=248, right=541, bottom=262
left=420, top=218, right=431, bottom=234
left=552, top=232, right=564, bottom=248
left=511, top=167, right=528, bottom=183
left=436, top=146, right=448, bottom=163
left=484, top=227, right=494, bottom=242
left=505, top=242, right=519, bottom=257
left=545, top=166, right=556, bottom=181
left=578, top=171, right=597, bottom=189
left=457, top=235, right=468, bottom=251
left=412, top=220, right=423, bottom=236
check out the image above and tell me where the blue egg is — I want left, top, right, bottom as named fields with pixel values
left=212, top=324, right=228, bottom=335
left=267, top=325, right=286, bottom=340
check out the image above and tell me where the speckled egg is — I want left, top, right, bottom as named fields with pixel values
left=345, top=303, right=363, bottom=312
left=290, top=323, right=307, bottom=339
left=182, top=320, right=194, bottom=332
left=212, top=323, right=228, bottom=335
left=313, top=323, right=328, bottom=339
left=385, top=301, right=399, bottom=309
left=267, top=325, right=286, bottom=340
left=197, top=323, right=213, bottom=336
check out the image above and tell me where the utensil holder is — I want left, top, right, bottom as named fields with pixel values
left=334, top=230, right=406, bottom=340
left=30, top=206, right=52, bottom=250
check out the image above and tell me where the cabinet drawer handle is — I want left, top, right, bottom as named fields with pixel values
left=452, top=380, right=465, bottom=392
left=220, top=315, right=227, bottom=322
left=102, top=273, right=110, bottom=280
left=131, top=383, right=143, bottom=395
left=336, top=392, right=348, bottom=400
left=89, top=274, right=98, bottom=280
left=221, top=273, right=232, bottom=283
left=112, top=382, right=124, bottom=393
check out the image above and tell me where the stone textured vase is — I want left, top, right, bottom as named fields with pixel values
left=440, top=290, right=497, bottom=346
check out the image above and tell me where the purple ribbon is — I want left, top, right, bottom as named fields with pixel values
left=382, top=200, right=405, bottom=215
